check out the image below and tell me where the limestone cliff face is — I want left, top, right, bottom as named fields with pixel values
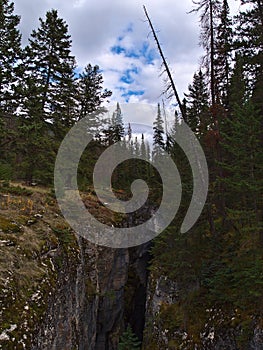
left=143, top=274, right=263, bottom=350
left=32, top=238, right=149, bottom=350
left=31, top=238, right=99, bottom=350
left=0, top=189, right=150, bottom=350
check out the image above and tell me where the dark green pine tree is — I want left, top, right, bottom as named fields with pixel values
left=214, top=0, right=233, bottom=108
left=0, top=0, right=22, bottom=179
left=236, top=0, right=263, bottom=96
left=236, top=0, right=263, bottom=64
left=228, top=54, right=247, bottom=116
left=118, top=325, right=141, bottom=350
left=220, top=51, right=263, bottom=234
left=22, top=9, right=76, bottom=129
left=111, top=102, right=125, bottom=142
left=221, top=56, right=263, bottom=216
left=127, top=122, right=132, bottom=141
left=0, top=0, right=22, bottom=113
left=184, top=70, right=210, bottom=136
left=102, top=102, right=124, bottom=145
left=152, top=104, right=166, bottom=193
left=15, top=79, right=56, bottom=184
left=140, top=133, right=146, bottom=159
left=17, top=10, right=77, bottom=182
left=235, top=0, right=263, bottom=173
left=153, top=103, right=165, bottom=153
left=76, top=64, right=112, bottom=135
left=167, top=110, right=180, bottom=139
left=77, top=64, right=112, bottom=118
left=220, top=99, right=262, bottom=228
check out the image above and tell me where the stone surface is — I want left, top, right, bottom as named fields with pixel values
left=143, top=273, right=263, bottom=350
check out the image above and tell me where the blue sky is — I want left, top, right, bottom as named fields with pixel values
left=15, top=0, right=240, bottom=125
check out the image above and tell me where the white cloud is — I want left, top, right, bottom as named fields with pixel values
left=14, top=0, right=238, bottom=124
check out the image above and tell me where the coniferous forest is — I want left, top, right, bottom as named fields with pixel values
left=0, top=0, right=262, bottom=349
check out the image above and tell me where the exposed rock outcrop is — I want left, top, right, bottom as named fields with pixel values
left=143, top=273, right=263, bottom=350
left=32, top=238, right=150, bottom=350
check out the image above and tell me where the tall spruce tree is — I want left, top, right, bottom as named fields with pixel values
left=76, top=64, right=112, bottom=134
left=140, top=133, right=146, bottom=158
left=220, top=99, right=262, bottom=225
left=102, top=103, right=124, bottom=145
left=184, top=70, right=210, bottom=135
left=236, top=0, right=263, bottom=66
left=228, top=54, right=247, bottom=115
left=16, top=9, right=77, bottom=181
left=214, top=0, right=233, bottom=107
left=236, top=0, right=263, bottom=104
left=77, top=64, right=112, bottom=117
left=0, top=0, right=22, bottom=113
left=220, top=47, right=263, bottom=236
left=153, top=103, right=165, bottom=151
left=111, top=102, right=125, bottom=142
left=0, top=0, right=22, bottom=179
left=127, top=122, right=132, bottom=141
left=22, top=9, right=76, bottom=129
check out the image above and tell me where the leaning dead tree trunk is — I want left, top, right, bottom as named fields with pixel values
left=143, top=5, right=187, bottom=122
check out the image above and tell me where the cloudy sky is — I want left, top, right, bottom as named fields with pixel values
left=14, top=0, right=240, bottom=125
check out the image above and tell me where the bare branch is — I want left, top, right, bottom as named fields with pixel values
left=143, top=5, right=186, bottom=121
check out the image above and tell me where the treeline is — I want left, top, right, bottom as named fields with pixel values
left=0, top=0, right=162, bottom=187
left=145, top=0, right=263, bottom=347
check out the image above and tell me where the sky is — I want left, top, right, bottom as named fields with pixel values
left=14, top=0, right=240, bottom=126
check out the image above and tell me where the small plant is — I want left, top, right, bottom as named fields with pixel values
left=118, top=325, right=141, bottom=350
left=51, top=226, right=75, bottom=245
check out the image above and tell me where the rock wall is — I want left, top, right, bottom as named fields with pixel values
left=32, top=237, right=150, bottom=350
left=143, top=274, right=263, bottom=350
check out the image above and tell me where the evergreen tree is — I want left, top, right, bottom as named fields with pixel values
left=221, top=54, right=263, bottom=229
left=152, top=104, right=166, bottom=194
left=236, top=0, right=263, bottom=102
left=228, top=54, right=247, bottom=115
left=140, top=133, right=146, bottom=159
left=76, top=64, right=112, bottom=136
left=0, top=0, right=22, bottom=179
left=236, top=0, right=263, bottom=66
left=118, top=325, right=141, bottom=350
left=0, top=0, right=22, bottom=113
left=77, top=63, right=112, bottom=131
left=16, top=9, right=77, bottom=181
left=220, top=99, right=262, bottom=225
left=22, top=9, right=76, bottom=129
left=127, top=122, right=132, bottom=141
left=153, top=103, right=165, bottom=152
left=184, top=70, right=210, bottom=135
left=111, top=102, right=125, bottom=142
left=15, top=120, right=55, bottom=184
left=214, top=0, right=233, bottom=107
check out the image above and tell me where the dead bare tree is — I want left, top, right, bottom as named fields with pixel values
left=143, top=5, right=186, bottom=122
